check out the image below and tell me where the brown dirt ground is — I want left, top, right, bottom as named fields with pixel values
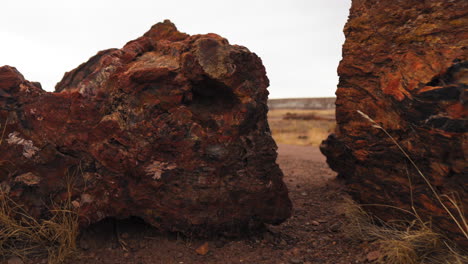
left=23, top=144, right=375, bottom=264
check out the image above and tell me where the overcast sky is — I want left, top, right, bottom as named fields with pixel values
left=0, top=0, right=351, bottom=99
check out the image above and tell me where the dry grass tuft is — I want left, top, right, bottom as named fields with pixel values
left=1, top=117, right=79, bottom=263
left=356, top=110, right=468, bottom=240
left=340, top=110, right=468, bottom=263
left=341, top=197, right=468, bottom=264
left=0, top=189, right=79, bottom=263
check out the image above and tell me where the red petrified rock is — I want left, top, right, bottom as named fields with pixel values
left=0, top=20, right=291, bottom=234
left=321, top=0, right=467, bottom=247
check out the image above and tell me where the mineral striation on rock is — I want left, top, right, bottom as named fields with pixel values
left=0, top=20, right=292, bottom=234
left=321, top=0, right=467, bottom=247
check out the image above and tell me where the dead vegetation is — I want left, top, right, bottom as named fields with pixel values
left=0, top=191, right=78, bottom=263
left=341, top=197, right=467, bottom=264
left=0, top=188, right=79, bottom=263
left=268, top=109, right=336, bottom=146
left=0, top=119, right=79, bottom=263
left=269, top=108, right=468, bottom=262
left=1, top=107, right=465, bottom=264
left=336, top=111, right=468, bottom=264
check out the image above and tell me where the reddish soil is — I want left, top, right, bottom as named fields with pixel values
left=50, top=144, right=372, bottom=264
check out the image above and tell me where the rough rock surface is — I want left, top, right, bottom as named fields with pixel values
left=0, top=20, right=291, bottom=234
left=321, top=0, right=467, bottom=247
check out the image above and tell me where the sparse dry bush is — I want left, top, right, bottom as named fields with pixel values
left=341, top=197, right=467, bottom=264
left=0, top=189, right=79, bottom=263
left=0, top=118, right=78, bottom=263
left=337, top=111, right=468, bottom=264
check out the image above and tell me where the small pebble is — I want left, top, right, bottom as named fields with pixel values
left=214, top=240, right=226, bottom=248
left=79, top=237, right=90, bottom=250
left=311, top=220, right=320, bottom=226
left=263, top=232, right=275, bottom=243
left=7, top=257, right=23, bottom=264
left=280, top=239, right=288, bottom=246
left=139, top=241, right=146, bottom=249
left=195, top=242, right=209, bottom=255
left=290, top=258, right=303, bottom=264
left=329, top=222, right=341, bottom=232
left=367, top=250, right=381, bottom=261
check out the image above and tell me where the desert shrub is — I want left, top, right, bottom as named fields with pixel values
left=338, top=111, right=468, bottom=264
left=0, top=189, right=79, bottom=263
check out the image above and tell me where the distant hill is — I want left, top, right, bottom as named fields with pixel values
left=268, top=97, right=335, bottom=110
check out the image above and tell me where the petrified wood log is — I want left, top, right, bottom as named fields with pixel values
left=0, top=20, right=291, bottom=234
left=321, top=0, right=467, bottom=247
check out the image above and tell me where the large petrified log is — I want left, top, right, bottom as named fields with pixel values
left=0, top=20, right=291, bottom=234
left=321, top=0, right=467, bottom=247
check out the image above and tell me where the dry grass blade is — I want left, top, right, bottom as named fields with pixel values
left=356, top=110, right=468, bottom=239
left=0, top=117, right=78, bottom=263
left=344, top=110, right=468, bottom=263
left=0, top=116, right=8, bottom=145
left=0, top=187, right=79, bottom=263
left=341, top=198, right=468, bottom=264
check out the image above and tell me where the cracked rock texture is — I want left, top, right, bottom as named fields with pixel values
left=0, top=20, right=291, bottom=234
left=321, top=0, right=467, bottom=247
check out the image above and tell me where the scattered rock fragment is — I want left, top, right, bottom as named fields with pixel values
left=328, top=222, right=341, bottom=232
left=7, top=257, right=23, bottom=264
left=366, top=250, right=380, bottom=262
left=289, top=257, right=303, bottom=264
left=195, top=242, right=209, bottom=256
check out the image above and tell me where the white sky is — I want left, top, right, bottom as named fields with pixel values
left=0, top=0, right=351, bottom=99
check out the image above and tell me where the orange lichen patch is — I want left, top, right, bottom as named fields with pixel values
left=381, top=74, right=411, bottom=101
left=426, top=128, right=458, bottom=139
left=419, top=194, right=446, bottom=216
left=446, top=103, right=468, bottom=119
left=413, top=23, right=439, bottom=36
left=400, top=52, right=441, bottom=86
left=353, top=149, right=369, bottom=161
left=195, top=242, right=209, bottom=256
left=429, top=162, right=450, bottom=187
left=449, top=17, right=468, bottom=26
left=417, top=85, right=444, bottom=94
left=406, top=80, right=418, bottom=91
